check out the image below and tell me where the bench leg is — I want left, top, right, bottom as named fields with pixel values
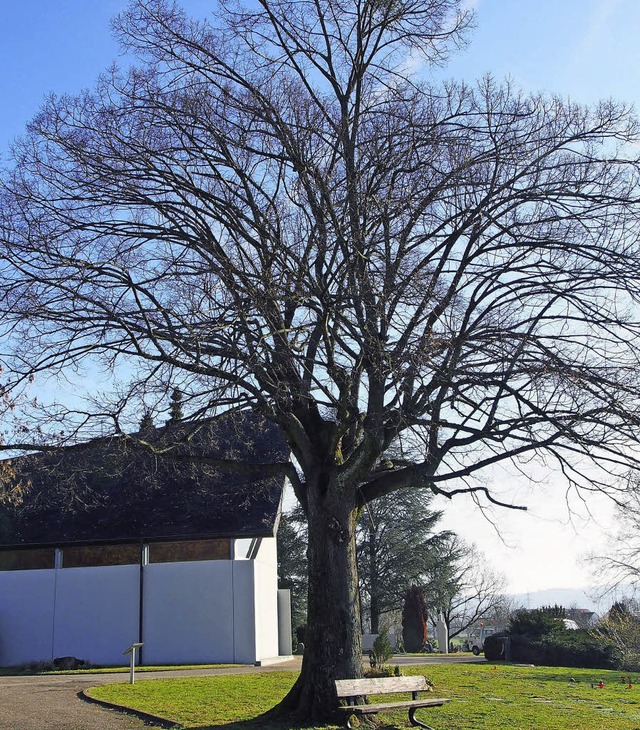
left=344, top=714, right=372, bottom=730
left=408, top=707, right=437, bottom=730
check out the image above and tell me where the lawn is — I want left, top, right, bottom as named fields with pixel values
left=87, top=663, right=640, bottom=729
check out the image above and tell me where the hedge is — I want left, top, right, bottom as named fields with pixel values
left=484, top=630, right=621, bottom=670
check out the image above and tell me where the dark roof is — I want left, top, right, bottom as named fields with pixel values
left=0, top=412, right=288, bottom=548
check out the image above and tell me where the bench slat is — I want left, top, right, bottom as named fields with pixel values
left=335, top=676, right=429, bottom=697
left=337, top=698, right=450, bottom=714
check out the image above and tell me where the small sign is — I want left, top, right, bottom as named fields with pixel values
left=123, top=642, right=144, bottom=655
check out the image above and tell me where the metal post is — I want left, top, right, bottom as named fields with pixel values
left=130, top=650, right=136, bottom=684
left=123, top=642, right=144, bottom=685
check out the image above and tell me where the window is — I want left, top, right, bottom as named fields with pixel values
left=149, top=539, right=230, bottom=563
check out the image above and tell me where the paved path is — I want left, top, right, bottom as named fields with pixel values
left=0, top=659, right=302, bottom=730
left=0, top=655, right=482, bottom=730
left=0, top=672, right=157, bottom=730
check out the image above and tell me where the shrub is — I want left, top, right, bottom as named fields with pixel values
left=371, top=629, right=394, bottom=667
left=509, top=608, right=565, bottom=638
left=592, top=610, right=640, bottom=671
left=487, top=609, right=622, bottom=670
left=620, top=653, right=640, bottom=672
left=509, top=630, right=621, bottom=669
left=364, top=664, right=402, bottom=678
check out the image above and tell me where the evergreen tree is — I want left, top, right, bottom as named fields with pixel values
left=277, top=508, right=308, bottom=634
left=357, top=488, right=452, bottom=633
left=138, top=410, right=155, bottom=435
left=402, top=586, right=428, bottom=652
left=168, top=389, right=184, bottom=424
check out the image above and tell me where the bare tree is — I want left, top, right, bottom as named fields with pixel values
left=2, top=0, right=640, bottom=719
left=424, top=536, right=507, bottom=639
left=587, top=486, right=640, bottom=595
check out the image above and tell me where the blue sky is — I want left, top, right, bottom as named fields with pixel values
left=444, top=0, right=640, bottom=106
left=1, top=1, right=122, bottom=152
left=2, top=0, right=639, bottom=155
left=1, top=0, right=639, bottom=597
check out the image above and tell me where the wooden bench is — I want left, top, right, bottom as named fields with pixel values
left=335, top=676, right=450, bottom=729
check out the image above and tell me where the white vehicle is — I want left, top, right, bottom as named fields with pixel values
left=466, top=637, right=483, bottom=656
left=465, top=624, right=494, bottom=655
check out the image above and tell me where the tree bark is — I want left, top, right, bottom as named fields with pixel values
left=270, top=473, right=362, bottom=723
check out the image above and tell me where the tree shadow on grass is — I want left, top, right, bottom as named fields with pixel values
left=191, top=722, right=316, bottom=730
left=190, top=718, right=405, bottom=730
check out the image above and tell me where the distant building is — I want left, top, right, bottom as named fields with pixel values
left=565, top=608, right=599, bottom=628
left=0, top=413, right=289, bottom=667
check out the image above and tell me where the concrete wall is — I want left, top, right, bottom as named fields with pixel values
left=231, top=560, right=257, bottom=663
left=0, top=537, right=281, bottom=667
left=0, top=569, right=56, bottom=666
left=0, top=566, right=140, bottom=666
left=53, top=565, right=140, bottom=666
left=143, top=560, right=237, bottom=664
left=252, top=539, right=279, bottom=660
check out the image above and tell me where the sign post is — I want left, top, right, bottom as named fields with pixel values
left=123, top=642, right=144, bottom=685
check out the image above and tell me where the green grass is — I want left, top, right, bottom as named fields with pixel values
left=89, top=670, right=296, bottom=727
left=87, top=663, right=640, bottom=729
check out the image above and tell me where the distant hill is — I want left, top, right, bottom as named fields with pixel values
left=509, top=587, right=624, bottom=615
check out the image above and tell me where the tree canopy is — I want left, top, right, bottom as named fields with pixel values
left=2, top=0, right=640, bottom=719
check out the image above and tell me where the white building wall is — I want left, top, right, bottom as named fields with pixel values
left=252, top=538, right=280, bottom=660
left=0, top=539, right=281, bottom=667
left=143, top=560, right=240, bottom=664
left=52, top=565, right=140, bottom=666
left=0, top=570, right=56, bottom=666
left=231, top=560, right=257, bottom=662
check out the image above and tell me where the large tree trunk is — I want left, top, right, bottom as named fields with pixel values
left=270, top=474, right=362, bottom=723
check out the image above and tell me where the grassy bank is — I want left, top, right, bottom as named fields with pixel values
left=87, top=663, right=640, bottom=729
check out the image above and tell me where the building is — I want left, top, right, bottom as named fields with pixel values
left=0, top=413, right=290, bottom=667
left=565, top=608, right=599, bottom=628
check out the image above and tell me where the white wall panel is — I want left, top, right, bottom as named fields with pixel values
left=52, top=565, right=140, bottom=666
left=253, top=539, right=279, bottom=660
left=231, top=560, right=256, bottom=663
left=0, top=570, right=56, bottom=666
left=143, top=560, right=237, bottom=664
